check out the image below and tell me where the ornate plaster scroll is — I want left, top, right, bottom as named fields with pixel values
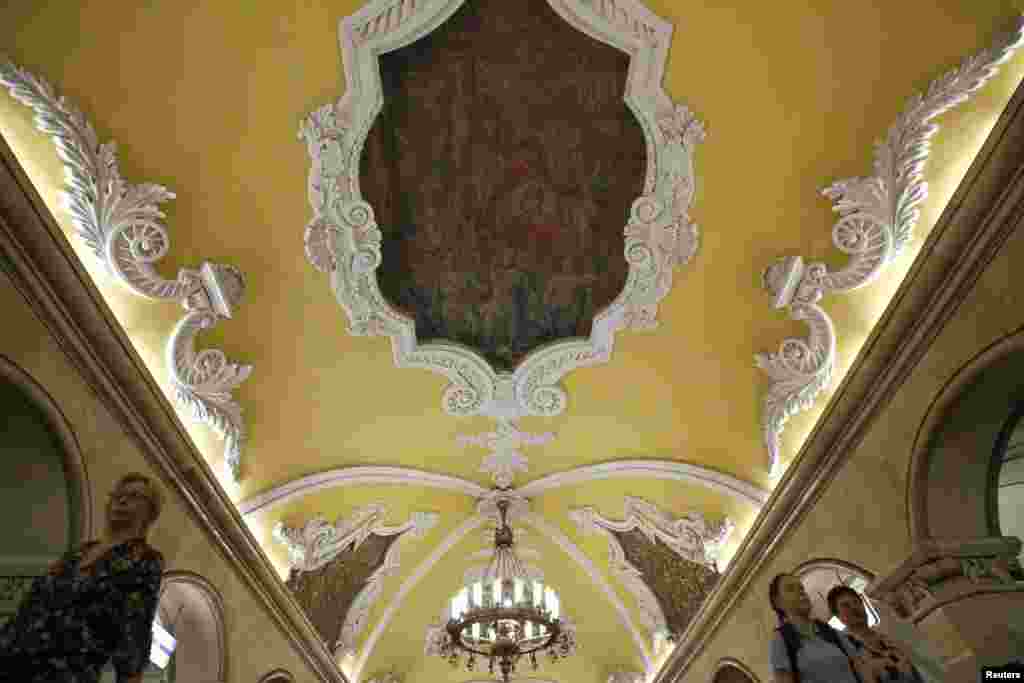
left=866, top=536, right=1023, bottom=622
left=272, top=505, right=439, bottom=656
left=300, top=0, right=702, bottom=433
left=458, top=420, right=555, bottom=488
left=570, top=497, right=733, bottom=643
left=756, top=17, right=1024, bottom=475
left=0, top=63, right=253, bottom=481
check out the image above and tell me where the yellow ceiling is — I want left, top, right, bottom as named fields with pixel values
left=3, top=1, right=1024, bottom=681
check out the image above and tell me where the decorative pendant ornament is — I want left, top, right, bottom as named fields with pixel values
left=458, top=419, right=555, bottom=488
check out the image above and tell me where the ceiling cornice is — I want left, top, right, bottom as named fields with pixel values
left=0, top=61, right=254, bottom=482
left=754, top=15, right=1024, bottom=475
left=0, top=135, right=347, bottom=683
left=655, top=43, right=1024, bottom=683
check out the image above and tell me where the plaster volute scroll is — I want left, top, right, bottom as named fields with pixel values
left=299, top=0, right=704, bottom=447
left=755, top=16, right=1024, bottom=476
left=0, top=64, right=254, bottom=483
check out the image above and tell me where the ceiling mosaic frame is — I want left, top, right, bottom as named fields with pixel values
left=299, top=0, right=703, bottom=438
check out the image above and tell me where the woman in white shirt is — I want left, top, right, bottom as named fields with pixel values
left=768, top=573, right=863, bottom=683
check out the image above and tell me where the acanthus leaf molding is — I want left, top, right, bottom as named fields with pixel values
left=272, top=505, right=439, bottom=657
left=300, top=0, right=703, bottom=437
left=569, top=497, right=734, bottom=646
left=756, top=16, right=1024, bottom=476
left=0, top=62, right=253, bottom=481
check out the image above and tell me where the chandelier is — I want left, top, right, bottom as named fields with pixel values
left=434, top=499, right=577, bottom=682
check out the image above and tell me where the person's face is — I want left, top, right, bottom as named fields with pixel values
left=776, top=575, right=812, bottom=618
left=833, top=591, right=868, bottom=629
left=106, top=481, right=153, bottom=533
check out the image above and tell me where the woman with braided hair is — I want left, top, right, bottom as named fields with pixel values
left=768, top=573, right=863, bottom=683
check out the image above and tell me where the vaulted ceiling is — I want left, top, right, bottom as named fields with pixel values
left=2, top=1, right=1023, bottom=682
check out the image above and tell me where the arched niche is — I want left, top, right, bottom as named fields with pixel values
left=711, top=658, right=760, bottom=683
left=158, top=571, right=228, bottom=683
left=0, top=355, right=93, bottom=569
left=797, top=561, right=950, bottom=681
left=907, top=328, right=1024, bottom=541
left=793, top=559, right=878, bottom=629
left=992, top=402, right=1024, bottom=564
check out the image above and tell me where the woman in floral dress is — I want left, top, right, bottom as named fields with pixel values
left=0, top=474, right=165, bottom=683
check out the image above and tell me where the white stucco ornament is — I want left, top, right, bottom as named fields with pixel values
left=570, top=497, right=733, bottom=647
left=756, top=16, right=1024, bottom=475
left=0, top=62, right=253, bottom=482
left=299, top=0, right=703, bottom=439
left=272, top=505, right=439, bottom=657
left=458, top=419, right=555, bottom=488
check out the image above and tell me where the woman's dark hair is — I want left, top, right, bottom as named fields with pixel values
left=769, top=573, right=790, bottom=624
left=826, top=584, right=862, bottom=616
